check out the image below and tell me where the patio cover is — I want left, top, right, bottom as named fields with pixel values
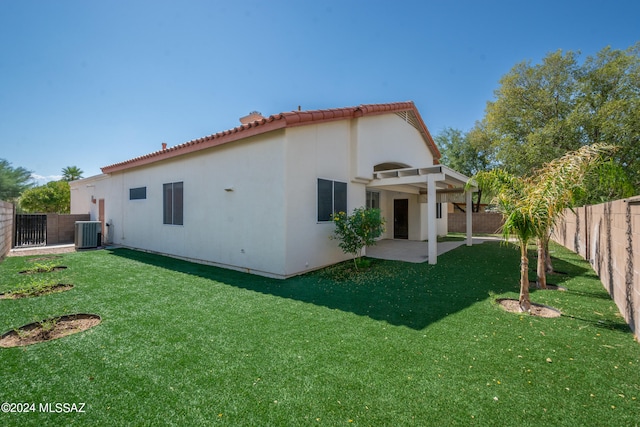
left=367, top=165, right=477, bottom=264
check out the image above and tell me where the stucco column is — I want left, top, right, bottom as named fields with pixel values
left=466, top=190, right=473, bottom=246
left=427, top=173, right=443, bottom=264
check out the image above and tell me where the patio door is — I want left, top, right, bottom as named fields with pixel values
left=393, top=199, right=408, bottom=239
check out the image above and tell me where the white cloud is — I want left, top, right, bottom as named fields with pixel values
left=31, top=174, right=63, bottom=184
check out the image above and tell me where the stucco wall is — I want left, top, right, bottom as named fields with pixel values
left=73, top=133, right=288, bottom=277
left=72, top=112, right=443, bottom=278
left=370, top=192, right=446, bottom=241
left=0, top=201, right=13, bottom=259
left=282, top=116, right=442, bottom=275
left=552, top=198, right=640, bottom=339
left=356, top=114, right=442, bottom=241
left=70, top=174, right=110, bottom=219
left=354, top=114, right=434, bottom=179
left=284, top=121, right=358, bottom=274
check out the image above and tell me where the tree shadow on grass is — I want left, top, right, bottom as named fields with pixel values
left=109, top=243, right=525, bottom=330
left=561, top=314, right=631, bottom=333
left=527, top=249, right=615, bottom=302
left=528, top=249, right=591, bottom=288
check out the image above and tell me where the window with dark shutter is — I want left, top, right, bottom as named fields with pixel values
left=129, top=187, right=147, bottom=200
left=317, top=179, right=347, bottom=222
left=163, top=182, right=183, bottom=225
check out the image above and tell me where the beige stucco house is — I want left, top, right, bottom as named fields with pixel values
left=71, top=102, right=474, bottom=278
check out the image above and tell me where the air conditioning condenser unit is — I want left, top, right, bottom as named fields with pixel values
left=75, top=221, right=102, bottom=249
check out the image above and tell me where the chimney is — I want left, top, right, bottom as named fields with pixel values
left=239, top=111, right=265, bottom=125
left=162, top=142, right=167, bottom=150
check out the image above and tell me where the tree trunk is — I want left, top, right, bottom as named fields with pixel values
left=354, top=247, right=363, bottom=270
left=536, top=239, right=548, bottom=289
left=519, top=245, right=531, bottom=312
left=545, top=237, right=554, bottom=273
left=474, top=189, right=482, bottom=213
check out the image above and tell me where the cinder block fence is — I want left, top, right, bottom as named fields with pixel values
left=45, top=213, right=90, bottom=245
left=552, top=197, right=640, bottom=340
left=448, top=212, right=503, bottom=234
left=0, top=201, right=13, bottom=258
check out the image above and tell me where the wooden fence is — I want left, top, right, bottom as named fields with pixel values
left=552, top=196, right=640, bottom=339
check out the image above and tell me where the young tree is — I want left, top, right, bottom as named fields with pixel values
left=61, top=166, right=84, bottom=182
left=470, top=143, right=613, bottom=312
left=529, top=143, right=614, bottom=286
left=0, top=159, right=33, bottom=201
left=471, top=169, right=534, bottom=311
left=331, top=207, right=385, bottom=269
left=20, top=181, right=70, bottom=213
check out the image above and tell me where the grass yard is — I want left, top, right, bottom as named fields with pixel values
left=0, top=241, right=638, bottom=426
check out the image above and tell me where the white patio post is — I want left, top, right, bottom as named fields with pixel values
left=427, top=173, right=443, bottom=264
left=466, top=189, right=473, bottom=246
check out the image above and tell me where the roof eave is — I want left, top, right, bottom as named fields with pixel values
left=101, top=118, right=287, bottom=174
left=100, top=101, right=441, bottom=174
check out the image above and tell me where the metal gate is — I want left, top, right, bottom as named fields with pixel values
left=14, top=214, right=47, bottom=247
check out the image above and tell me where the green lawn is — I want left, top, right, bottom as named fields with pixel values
left=0, top=241, right=638, bottom=426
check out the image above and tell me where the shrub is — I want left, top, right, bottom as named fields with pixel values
left=330, top=207, right=385, bottom=269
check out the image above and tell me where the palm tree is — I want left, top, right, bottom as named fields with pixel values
left=470, top=143, right=614, bottom=312
left=0, top=158, right=33, bottom=201
left=528, top=143, right=614, bottom=289
left=61, top=166, right=84, bottom=182
left=471, top=169, right=536, bottom=311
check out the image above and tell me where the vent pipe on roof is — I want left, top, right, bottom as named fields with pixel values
left=239, top=111, right=265, bottom=124
left=162, top=142, right=167, bottom=150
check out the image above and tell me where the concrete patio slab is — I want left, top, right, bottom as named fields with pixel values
left=365, top=237, right=504, bottom=263
left=8, top=244, right=76, bottom=257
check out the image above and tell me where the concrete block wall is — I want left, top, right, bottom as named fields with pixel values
left=0, top=201, right=14, bottom=258
left=46, top=214, right=90, bottom=245
left=552, top=197, right=640, bottom=340
left=448, top=212, right=503, bottom=234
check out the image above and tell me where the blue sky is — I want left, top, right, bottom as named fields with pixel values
left=1, top=0, right=638, bottom=183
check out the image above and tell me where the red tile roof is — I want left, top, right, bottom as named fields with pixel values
left=101, top=101, right=441, bottom=173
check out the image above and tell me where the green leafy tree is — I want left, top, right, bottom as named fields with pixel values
left=61, top=166, right=84, bottom=182
left=485, top=44, right=640, bottom=202
left=20, top=180, right=70, bottom=213
left=436, top=128, right=472, bottom=173
left=331, top=207, right=385, bottom=269
left=435, top=122, right=496, bottom=211
left=486, top=49, right=581, bottom=176
left=570, top=43, right=640, bottom=199
left=575, top=160, right=636, bottom=205
left=0, top=159, right=33, bottom=201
